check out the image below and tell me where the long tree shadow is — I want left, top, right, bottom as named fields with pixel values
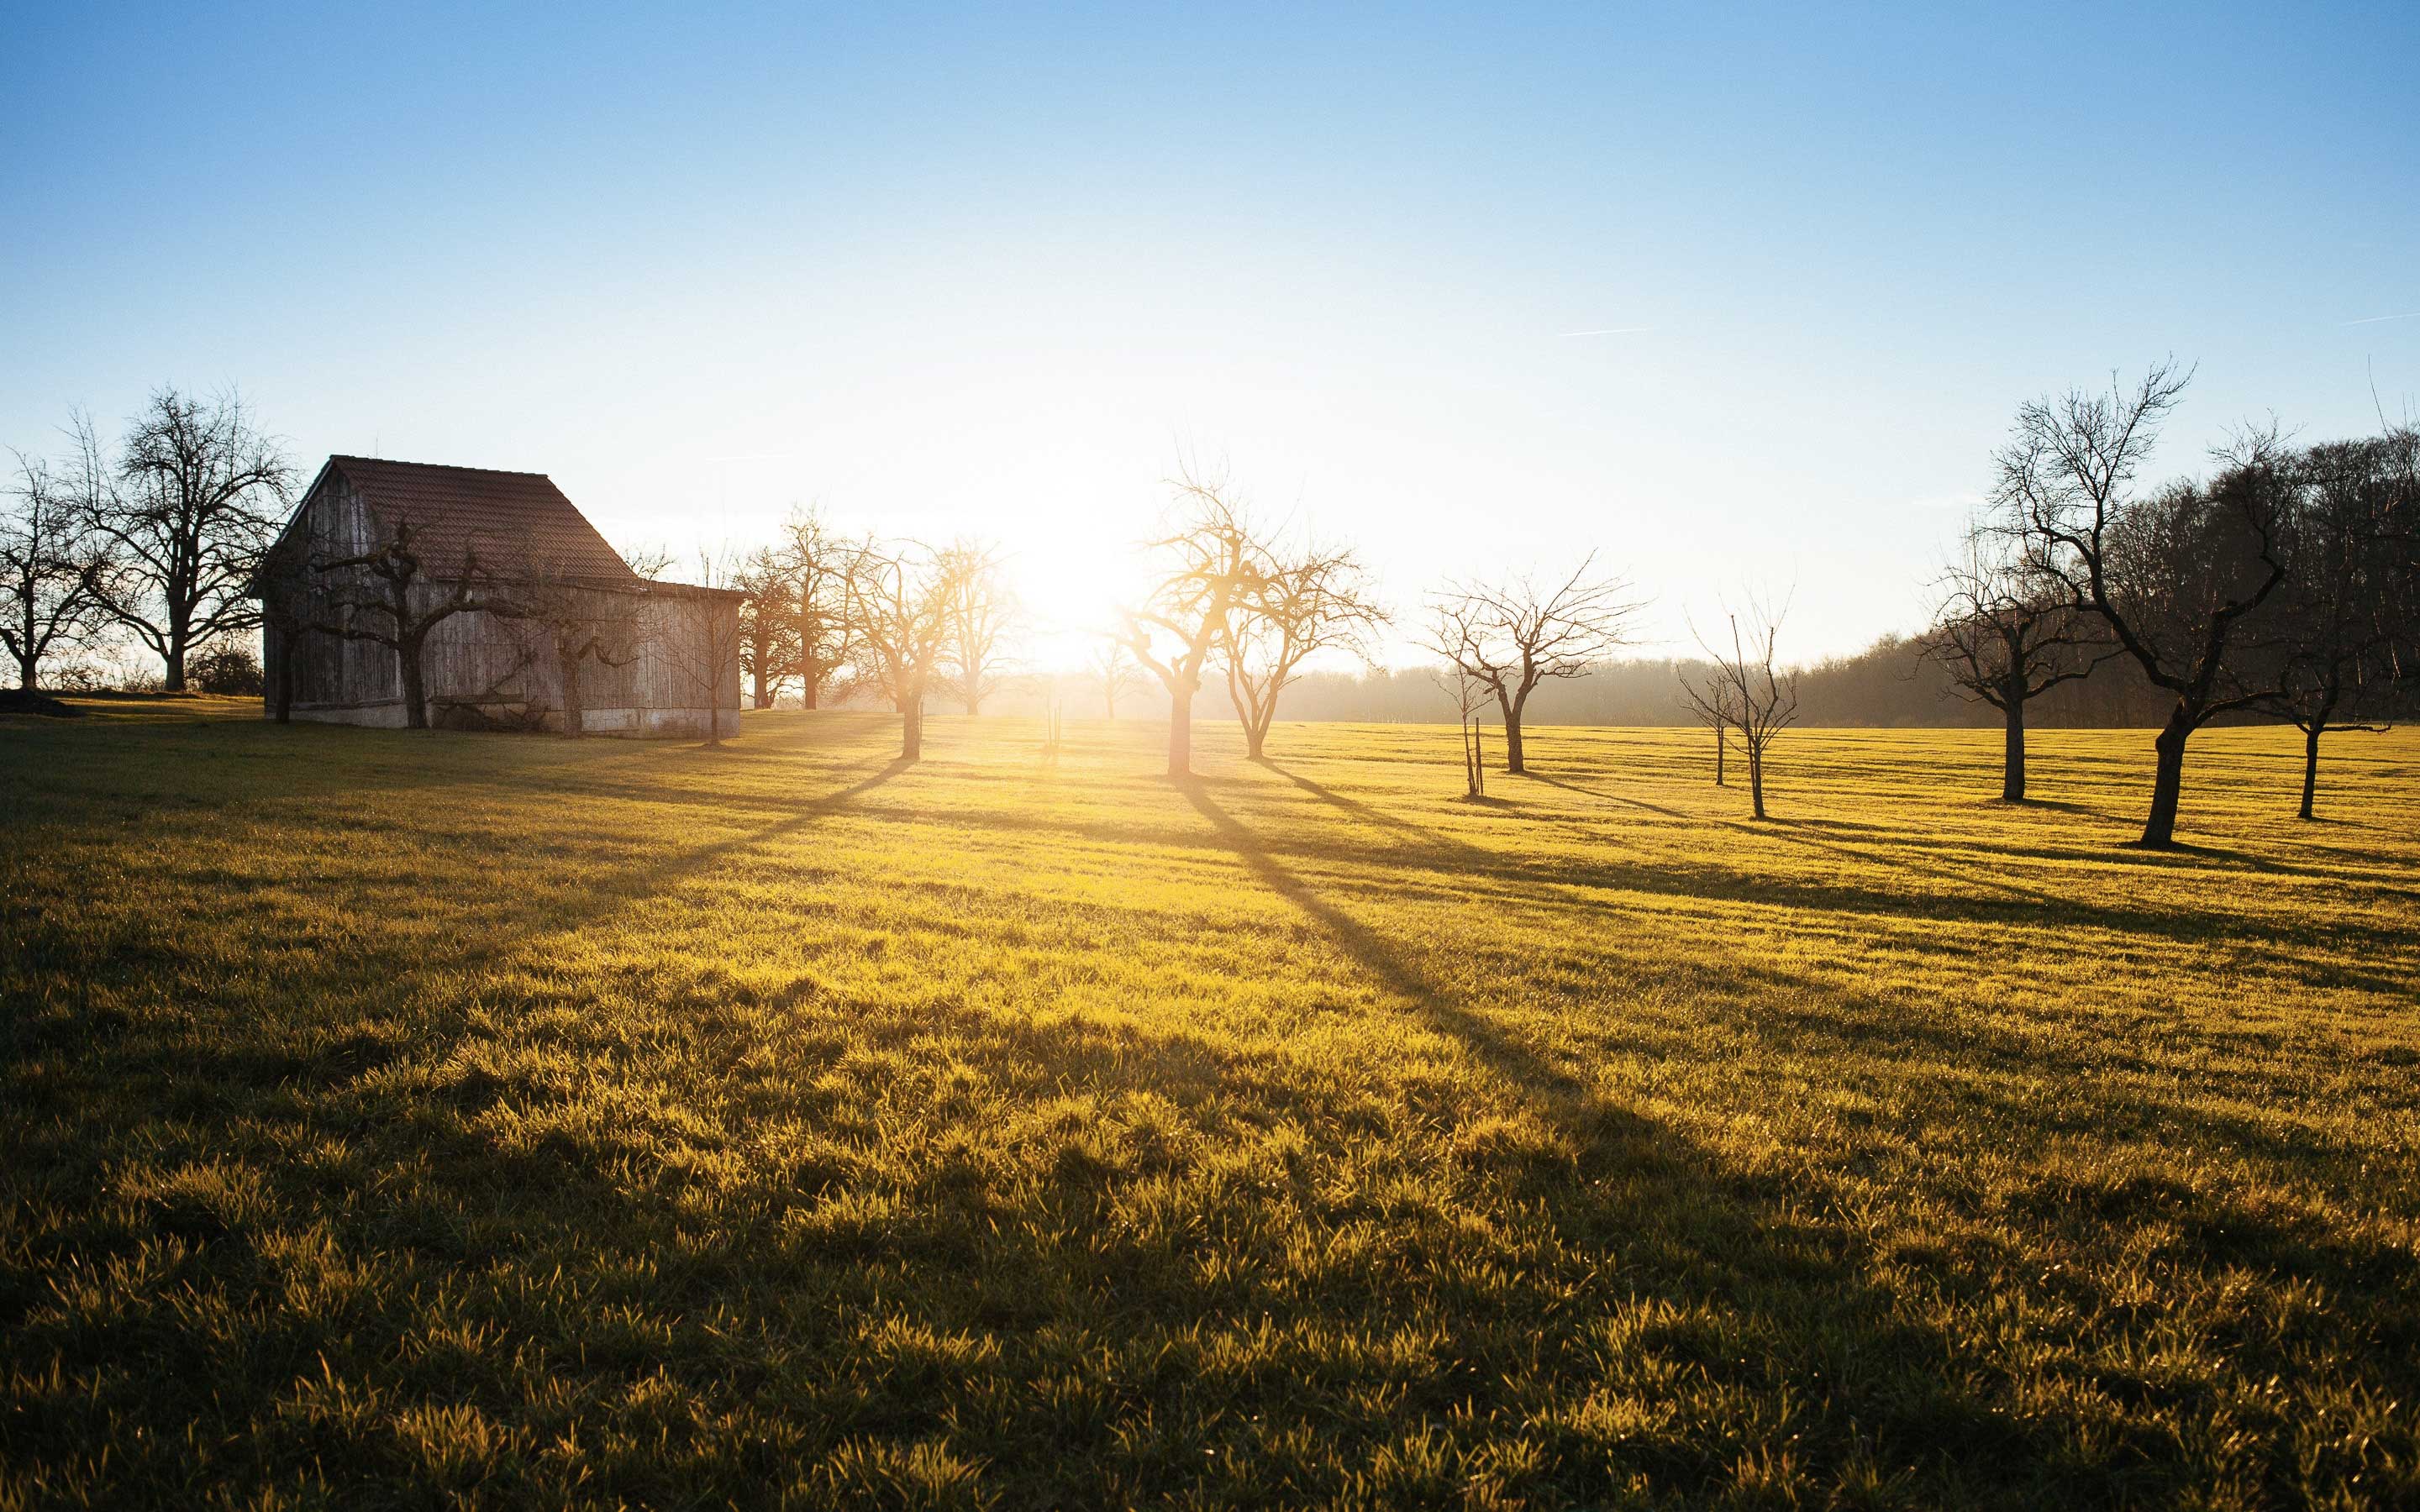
left=519, top=754, right=919, bottom=916
left=1180, top=778, right=1590, bottom=1100
left=1, top=753, right=920, bottom=1100
left=1515, top=770, right=2412, bottom=911
left=1258, top=759, right=1495, bottom=861
left=902, top=790, right=2420, bottom=964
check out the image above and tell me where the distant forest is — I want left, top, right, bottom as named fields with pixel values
left=976, top=632, right=2213, bottom=729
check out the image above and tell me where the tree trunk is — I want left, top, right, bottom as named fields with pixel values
left=1167, top=684, right=1193, bottom=777
left=162, top=628, right=188, bottom=691
left=1497, top=689, right=1527, bottom=774
left=14, top=648, right=37, bottom=691
left=1747, top=744, right=1766, bottom=820
left=802, top=669, right=821, bottom=711
left=1244, top=711, right=1268, bottom=760
left=559, top=642, right=586, bottom=738
left=2139, top=710, right=2192, bottom=847
left=2001, top=692, right=2027, bottom=802
left=1715, top=723, right=1726, bottom=786
left=2300, top=723, right=2321, bottom=821
left=398, top=644, right=429, bottom=729
left=902, top=696, right=923, bottom=761
left=751, top=666, right=771, bottom=709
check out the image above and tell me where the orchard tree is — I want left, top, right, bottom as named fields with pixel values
left=846, top=539, right=957, bottom=761
left=79, top=388, right=295, bottom=690
left=2, top=454, right=115, bottom=690
left=1921, top=528, right=2114, bottom=801
left=655, top=549, right=747, bottom=748
left=1221, top=540, right=1387, bottom=759
left=1995, top=364, right=2293, bottom=846
left=2262, top=433, right=2412, bottom=818
left=1090, top=641, right=1146, bottom=719
left=734, top=546, right=801, bottom=709
left=939, top=540, right=1020, bottom=715
left=776, top=507, right=863, bottom=710
left=494, top=558, right=649, bottom=738
left=1428, top=613, right=1492, bottom=800
left=1116, top=470, right=1266, bottom=779
left=1678, top=659, right=1735, bottom=786
left=1681, top=597, right=1799, bottom=820
left=310, top=517, right=484, bottom=730
left=1422, top=556, right=1643, bottom=774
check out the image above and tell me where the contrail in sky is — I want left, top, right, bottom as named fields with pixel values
left=1556, top=326, right=1656, bottom=337
left=2339, top=312, right=2420, bottom=326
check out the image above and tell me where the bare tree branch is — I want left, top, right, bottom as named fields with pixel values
left=1685, top=592, right=1798, bottom=819
left=1920, top=521, right=2118, bottom=801
left=75, top=387, right=296, bottom=690
left=1419, top=554, right=1644, bottom=774
left=1991, top=361, right=2299, bottom=845
left=1221, top=538, right=1388, bottom=759
left=1114, top=463, right=1270, bottom=778
left=2, top=452, right=118, bottom=690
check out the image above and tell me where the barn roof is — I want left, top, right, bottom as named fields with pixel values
left=319, top=455, right=639, bottom=582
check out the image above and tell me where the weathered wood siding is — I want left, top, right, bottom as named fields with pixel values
left=265, top=471, right=399, bottom=712
left=260, top=471, right=741, bottom=737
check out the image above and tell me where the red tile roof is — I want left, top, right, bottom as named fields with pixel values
left=324, top=455, right=639, bottom=582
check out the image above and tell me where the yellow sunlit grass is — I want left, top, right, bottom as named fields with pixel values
left=3, top=698, right=2417, bottom=1507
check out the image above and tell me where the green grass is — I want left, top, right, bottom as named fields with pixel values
left=3, top=697, right=2417, bottom=1509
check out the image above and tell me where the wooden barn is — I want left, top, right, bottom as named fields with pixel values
left=251, top=456, right=742, bottom=737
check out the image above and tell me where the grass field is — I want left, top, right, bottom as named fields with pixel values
left=4, top=699, right=2418, bottom=1509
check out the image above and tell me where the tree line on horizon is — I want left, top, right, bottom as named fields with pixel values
left=6, top=367, right=2416, bottom=847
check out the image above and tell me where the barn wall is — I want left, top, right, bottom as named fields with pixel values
left=415, top=592, right=739, bottom=738
left=263, top=471, right=397, bottom=713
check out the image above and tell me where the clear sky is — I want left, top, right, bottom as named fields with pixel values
left=6, top=2, right=2416, bottom=666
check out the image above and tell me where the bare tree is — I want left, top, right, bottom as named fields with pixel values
left=76, top=388, right=295, bottom=690
left=1221, top=540, right=1388, bottom=759
left=1428, top=621, right=1491, bottom=800
left=2262, top=433, right=2410, bottom=818
left=939, top=540, right=1019, bottom=715
left=620, top=543, right=675, bottom=581
left=1422, top=556, right=1644, bottom=774
left=657, top=549, right=746, bottom=748
left=492, top=559, right=650, bottom=738
left=1116, top=470, right=1266, bottom=778
left=310, top=517, right=486, bottom=730
left=734, top=546, right=801, bottom=709
left=1684, top=598, right=1799, bottom=820
left=2, top=454, right=115, bottom=690
left=2390, top=428, right=2420, bottom=693
left=1994, top=364, right=2294, bottom=846
left=846, top=539, right=956, bottom=761
left=1921, top=528, right=2115, bottom=801
left=1679, top=660, right=1736, bottom=786
left=776, top=507, right=863, bottom=711
left=1089, top=640, right=1146, bottom=720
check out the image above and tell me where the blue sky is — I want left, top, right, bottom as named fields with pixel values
left=6, top=2, right=2416, bottom=663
